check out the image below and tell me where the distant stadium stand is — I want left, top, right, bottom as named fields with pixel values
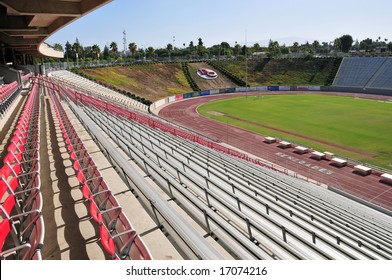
left=366, top=58, right=392, bottom=89
left=333, top=57, right=392, bottom=89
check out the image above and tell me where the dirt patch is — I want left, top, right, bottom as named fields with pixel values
left=207, top=111, right=225, bottom=116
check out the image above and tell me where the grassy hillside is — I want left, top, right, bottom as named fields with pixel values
left=78, top=63, right=193, bottom=102
left=211, top=58, right=341, bottom=86
left=75, top=58, right=342, bottom=103
left=198, top=94, right=392, bottom=170
left=187, top=62, right=237, bottom=90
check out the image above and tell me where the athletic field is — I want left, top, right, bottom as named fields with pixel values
left=198, top=94, right=392, bottom=170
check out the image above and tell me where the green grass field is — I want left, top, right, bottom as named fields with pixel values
left=198, top=94, right=392, bottom=170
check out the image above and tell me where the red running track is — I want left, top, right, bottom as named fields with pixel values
left=158, top=91, right=392, bottom=212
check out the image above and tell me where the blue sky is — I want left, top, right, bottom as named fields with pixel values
left=47, top=0, right=392, bottom=50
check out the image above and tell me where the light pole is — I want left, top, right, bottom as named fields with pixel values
left=172, top=36, right=175, bottom=61
left=66, top=49, right=69, bottom=69
left=245, top=30, right=248, bottom=97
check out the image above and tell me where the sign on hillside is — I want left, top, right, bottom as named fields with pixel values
left=197, top=68, right=218, bottom=80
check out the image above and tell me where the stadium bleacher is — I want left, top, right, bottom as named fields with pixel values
left=49, top=70, right=149, bottom=112
left=45, top=80, right=152, bottom=260
left=48, top=75, right=392, bottom=260
left=366, top=58, right=392, bottom=89
left=2, top=54, right=392, bottom=260
left=0, top=82, right=19, bottom=118
left=0, top=78, right=44, bottom=260
left=333, top=57, right=392, bottom=89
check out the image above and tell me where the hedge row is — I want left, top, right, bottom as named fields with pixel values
left=207, top=61, right=247, bottom=86
left=325, top=57, right=343, bottom=86
left=181, top=62, right=200, bottom=91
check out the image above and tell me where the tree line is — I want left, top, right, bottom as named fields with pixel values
left=49, top=34, right=392, bottom=63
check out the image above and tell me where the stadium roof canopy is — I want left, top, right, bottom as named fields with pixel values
left=0, top=0, right=112, bottom=61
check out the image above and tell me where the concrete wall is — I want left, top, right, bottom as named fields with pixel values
left=0, top=65, right=22, bottom=86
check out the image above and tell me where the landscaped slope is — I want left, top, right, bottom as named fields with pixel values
left=187, top=62, right=237, bottom=90
left=76, top=58, right=341, bottom=103
left=211, top=58, right=341, bottom=86
left=79, top=63, right=193, bottom=102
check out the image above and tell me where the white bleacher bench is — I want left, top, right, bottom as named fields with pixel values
left=324, top=152, right=334, bottom=160
left=310, top=151, right=325, bottom=160
left=330, top=157, right=347, bottom=168
left=278, top=141, right=291, bottom=149
left=264, top=137, right=276, bottom=144
left=380, top=173, right=392, bottom=185
left=353, top=165, right=372, bottom=176
left=294, top=146, right=309, bottom=154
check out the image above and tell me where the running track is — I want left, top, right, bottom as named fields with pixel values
left=158, top=91, right=392, bottom=212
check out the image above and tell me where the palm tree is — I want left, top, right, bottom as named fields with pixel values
left=128, top=42, right=137, bottom=58
left=147, top=46, right=155, bottom=59
left=333, top=38, right=342, bottom=52
left=234, top=44, right=241, bottom=57
left=72, top=38, right=82, bottom=64
left=166, top=43, right=173, bottom=61
left=312, top=40, right=320, bottom=54
left=253, top=43, right=261, bottom=53
left=110, top=42, right=118, bottom=54
left=189, top=41, right=195, bottom=58
left=291, top=42, right=299, bottom=53
left=91, top=44, right=100, bottom=60
left=197, top=38, right=204, bottom=57
left=268, top=40, right=280, bottom=57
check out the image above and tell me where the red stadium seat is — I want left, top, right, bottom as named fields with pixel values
left=0, top=219, right=12, bottom=253
left=0, top=194, right=16, bottom=218
left=130, top=235, right=153, bottom=260
left=0, top=211, right=43, bottom=260
left=3, top=151, right=23, bottom=165
left=89, top=197, right=119, bottom=224
left=81, top=182, right=92, bottom=200
left=100, top=223, right=116, bottom=256
left=99, top=223, right=136, bottom=259
left=0, top=162, right=20, bottom=179
left=3, top=150, right=39, bottom=173
left=0, top=168, right=40, bottom=204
